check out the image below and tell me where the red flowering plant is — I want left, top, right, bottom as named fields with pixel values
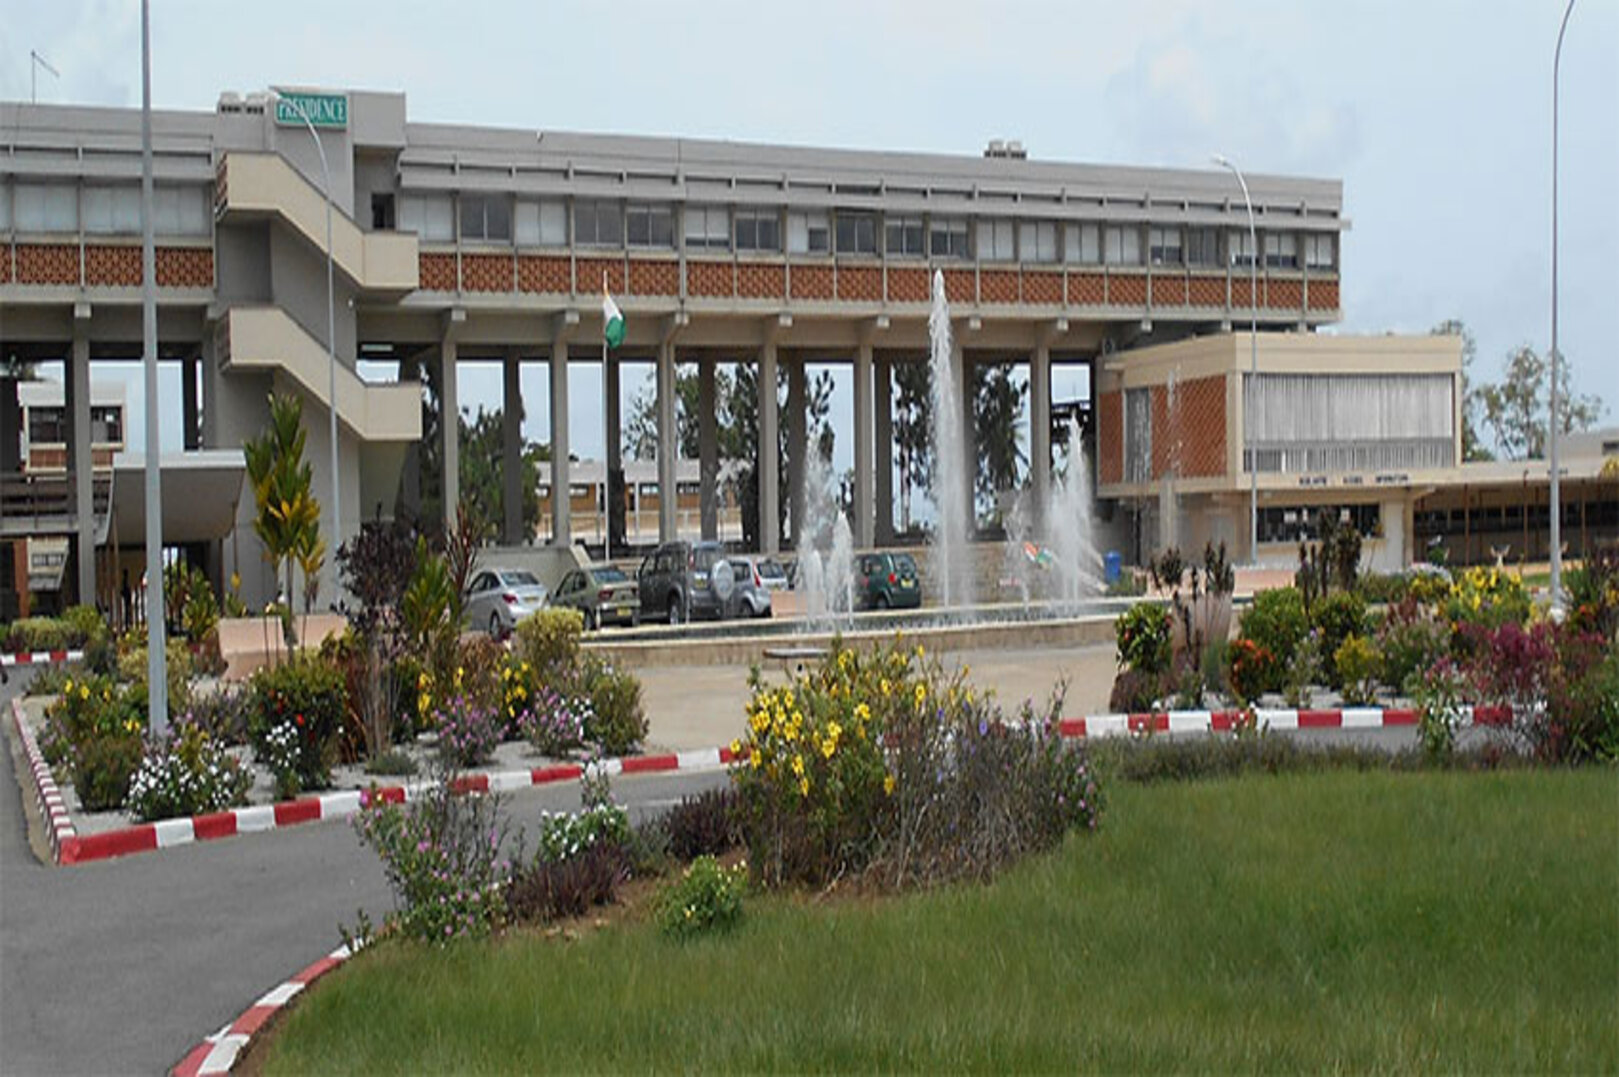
left=1225, top=637, right=1272, bottom=707
left=248, top=656, right=348, bottom=793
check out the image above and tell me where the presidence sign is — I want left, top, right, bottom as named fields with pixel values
left=274, top=92, right=347, bottom=129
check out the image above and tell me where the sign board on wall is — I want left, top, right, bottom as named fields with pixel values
left=274, top=92, right=347, bottom=129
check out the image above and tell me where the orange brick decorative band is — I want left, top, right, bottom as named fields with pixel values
left=835, top=265, right=881, bottom=303
left=156, top=247, right=214, bottom=289
left=687, top=260, right=735, bottom=298
left=15, top=244, right=78, bottom=286
left=418, top=253, right=456, bottom=292
left=737, top=261, right=785, bottom=300
left=86, top=245, right=142, bottom=287
left=628, top=259, right=679, bottom=296
left=517, top=255, right=571, bottom=294
left=575, top=258, right=624, bottom=296
left=1097, top=390, right=1124, bottom=485
left=789, top=264, right=834, bottom=300
left=460, top=253, right=514, bottom=293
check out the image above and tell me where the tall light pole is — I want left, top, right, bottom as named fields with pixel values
left=139, top=0, right=167, bottom=735
left=269, top=90, right=340, bottom=587
left=1214, top=153, right=1260, bottom=564
left=1549, top=0, right=1575, bottom=615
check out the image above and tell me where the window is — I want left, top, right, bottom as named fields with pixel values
left=574, top=200, right=623, bottom=247
left=1018, top=221, right=1058, bottom=263
left=28, top=407, right=64, bottom=444
left=1185, top=227, right=1219, bottom=267
left=371, top=193, right=395, bottom=230
left=1148, top=226, right=1182, bottom=266
left=14, top=183, right=78, bottom=232
left=1104, top=225, right=1141, bottom=265
left=835, top=212, right=877, bottom=255
left=0, top=184, right=9, bottom=231
left=91, top=406, right=122, bottom=444
left=83, top=186, right=142, bottom=234
left=1264, top=232, right=1298, bottom=270
left=885, top=216, right=924, bottom=257
left=930, top=218, right=970, bottom=259
left=684, top=205, right=730, bottom=250
left=1304, top=233, right=1335, bottom=270
left=626, top=203, right=674, bottom=248
left=1229, top=228, right=1256, bottom=268
left=787, top=210, right=830, bottom=254
left=735, top=209, right=781, bottom=252
left=1065, top=223, right=1101, bottom=264
left=150, top=185, right=211, bottom=236
left=975, top=219, right=1015, bottom=261
left=515, top=200, right=567, bottom=246
left=399, top=194, right=454, bottom=242
left=459, top=193, right=512, bottom=242
left=1124, top=388, right=1151, bottom=484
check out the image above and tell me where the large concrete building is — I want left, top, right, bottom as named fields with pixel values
left=8, top=85, right=1600, bottom=613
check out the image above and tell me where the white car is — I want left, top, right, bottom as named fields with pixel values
left=465, top=568, right=549, bottom=637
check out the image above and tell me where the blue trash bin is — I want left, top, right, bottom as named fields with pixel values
left=1104, top=550, right=1122, bottom=586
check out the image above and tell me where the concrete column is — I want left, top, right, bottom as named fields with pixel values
left=0, top=373, right=20, bottom=473
left=656, top=340, right=678, bottom=541
left=605, top=354, right=622, bottom=549
left=698, top=357, right=718, bottom=541
left=549, top=341, right=571, bottom=547
left=181, top=355, right=200, bottom=451
left=501, top=351, right=523, bottom=544
left=873, top=355, right=893, bottom=545
left=853, top=342, right=875, bottom=549
left=786, top=357, right=806, bottom=547
left=398, top=353, right=423, bottom=522
left=69, top=333, right=95, bottom=606
left=440, top=338, right=459, bottom=533
left=758, top=342, right=780, bottom=554
left=954, top=338, right=973, bottom=532
left=1030, top=342, right=1052, bottom=532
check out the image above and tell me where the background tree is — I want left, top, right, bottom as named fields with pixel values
left=892, top=361, right=932, bottom=533
left=972, top=362, right=1027, bottom=522
left=417, top=392, right=551, bottom=542
left=1478, top=344, right=1604, bottom=460
left=242, top=392, right=321, bottom=650
left=1432, top=319, right=1492, bottom=461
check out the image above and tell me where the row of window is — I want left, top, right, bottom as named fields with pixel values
left=397, top=193, right=1337, bottom=270
left=0, top=183, right=212, bottom=237
left=25, top=406, right=125, bottom=445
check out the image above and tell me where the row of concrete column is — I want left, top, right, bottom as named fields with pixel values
left=433, top=334, right=1061, bottom=557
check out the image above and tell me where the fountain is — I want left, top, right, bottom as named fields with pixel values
left=1002, top=414, right=1102, bottom=608
left=928, top=269, right=972, bottom=610
left=796, top=445, right=856, bottom=626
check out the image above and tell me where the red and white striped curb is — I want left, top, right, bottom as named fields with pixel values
left=1052, top=704, right=1507, bottom=739
left=22, top=739, right=741, bottom=867
left=171, top=941, right=361, bottom=1077
left=1, top=648, right=84, bottom=668
left=10, top=697, right=79, bottom=861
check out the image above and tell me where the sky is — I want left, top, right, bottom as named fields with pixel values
left=3, top=0, right=1616, bottom=468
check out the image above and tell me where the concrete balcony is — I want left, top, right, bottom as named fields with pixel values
left=215, top=152, right=418, bottom=294
left=217, top=306, right=421, bottom=443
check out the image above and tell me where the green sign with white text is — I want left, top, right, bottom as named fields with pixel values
left=275, top=92, right=347, bottom=129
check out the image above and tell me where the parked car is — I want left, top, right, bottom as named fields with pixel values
left=465, top=568, right=549, bottom=637
left=729, top=557, right=776, bottom=619
left=637, top=540, right=740, bottom=625
left=550, top=564, right=641, bottom=630
left=856, top=552, right=922, bottom=611
left=755, top=557, right=790, bottom=594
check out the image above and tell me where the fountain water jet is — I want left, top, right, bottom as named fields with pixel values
left=796, top=446, right=856, bottom=626
left=928, top=269, right=972, bottom=610
left=1001, top=414, right=1102, bottom=609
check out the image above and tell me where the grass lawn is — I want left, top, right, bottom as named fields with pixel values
left=261, top=769, right=1618, bottom=1073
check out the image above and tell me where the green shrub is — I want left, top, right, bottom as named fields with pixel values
left=1358, top=572, right=1411, bottom=606
left=1238, top=587, right=1309, bottom=692
left=1334, top=635, right=1381, bottom=706
left=507, top=841, right=629, bottom=925
left=513, top=608, right=584, bottom=684
left=249, top=657, right=348, bottom=791
left=1108, top=667, right=1165, bottom=713
left=656, top=855, right=746, bottom=940
left=365, top=747, right=419, bottom=777
left=187, top=685, right=253, bottom=746
left=1413, top=660, right=1468, bottom=760
left=1376, top=599, right=1450, bottom=695
left=579, top=654, right=646, bottom=756
left=661, top=788, right=742, bottom=862
left=117, top=637, right=195, bottom=716
left=1225, top=638, right=1271, bottom=706
left=535, top=803, right=633, bottom=864
left=124, top=721, right=252, bottom=822
left=73, top=732, right=145, bottom=811
left=1114, top=602, right=1171, bottom=676
left=1312, top=591, right=1368, bottom=688
left=5, top=617, right=76, bottom=653
left=62, top=605, right=109, bottom=647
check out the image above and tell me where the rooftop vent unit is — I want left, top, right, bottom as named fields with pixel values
left=216, top=91, right=243, bottom=114
left=243, top=92, right=270, bottom=115
left=984, top=139, right=1027, bottom=160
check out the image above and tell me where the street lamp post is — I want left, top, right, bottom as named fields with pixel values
left=1214, top=154, right=1260, bottom=564
left=269, top=90, right=340, bottom=592
left=1550, top=0, right=1575, bottom=615
left=139, top=0, right=167, bottom=735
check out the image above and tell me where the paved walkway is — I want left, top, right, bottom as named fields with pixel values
left=635, top=641, right=1120, bottom=752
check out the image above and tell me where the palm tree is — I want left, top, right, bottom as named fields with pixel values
left=244, top=393, right=322, bottom=652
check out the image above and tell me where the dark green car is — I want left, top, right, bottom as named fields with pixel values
left=857, top=552, right=922, bottom=611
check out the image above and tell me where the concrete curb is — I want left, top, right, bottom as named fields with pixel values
left=10, top=697, right=79, bottom=861
left=170, top=941, right=361, bottom=1077
left=1, top=648, right=84, bottom=668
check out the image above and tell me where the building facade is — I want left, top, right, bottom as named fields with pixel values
left=2, top=86, right=1349, bottom=608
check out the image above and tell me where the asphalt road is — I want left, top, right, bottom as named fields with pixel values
left=0, top=668, right=728, bottom=1077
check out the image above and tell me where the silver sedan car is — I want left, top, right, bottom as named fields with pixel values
left=464, top=568, right=549, bottom=637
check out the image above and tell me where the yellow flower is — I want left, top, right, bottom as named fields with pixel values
left=418, top=672, right=429, bottom=690
left=915, top=644, right=925, bottom=658
left=791, top=754, right=805, bottom=776
left=64, top=678, right=73, bottom=693
left=80, top=685, right=90, bottom=701
left=884, top=774, right=896, bottom=796
left=750, top=751, right=761, bottom=769
left=821, top=737, right=836, bottom=760
left=798, top=776, right=810, bottom=797
left=880, top=678, right=891, bottom=697
left=854, top=703, right=871, bottom=724
left=914, top=683, right=927, bottom=707
left=729, top=739, right=741, bottom=757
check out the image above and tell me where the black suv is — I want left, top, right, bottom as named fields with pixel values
left=637, top=540, right=739, bottom=624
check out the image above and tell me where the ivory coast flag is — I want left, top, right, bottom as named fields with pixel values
left=602, top=288, right=625, bottom=349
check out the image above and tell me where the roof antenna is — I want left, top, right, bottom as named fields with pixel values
left=30, top=49, right=60, bottom=104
